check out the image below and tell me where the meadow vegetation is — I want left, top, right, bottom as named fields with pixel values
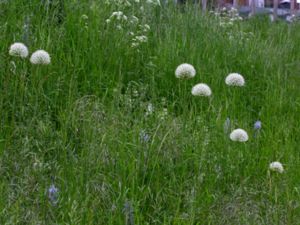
left=0, top=0, right=300, bottom=224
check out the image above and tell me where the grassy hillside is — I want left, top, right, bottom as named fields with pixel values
left=0, top=1, right=300, bottom=224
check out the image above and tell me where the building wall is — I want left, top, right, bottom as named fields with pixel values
left=225, top=0, right=299, bottom=8
left=224, top=0, right=248, bottom=5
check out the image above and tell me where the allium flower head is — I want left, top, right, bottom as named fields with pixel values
left=9, top=42, right=29, bottom=58
left=230, top=128, right=248, bottom=142
left=191, top=83, right=212, bottom=97
left=269, top=162, right=284, bottom=173
left=48, top=184, right=59, bottom=205
left=30, top=50, right=51, bottom=65
left=225, top=73, right=245, bottom=86
left=175, top=63, right=196, bottom=79
left=254, top=121, right=262, bottom=130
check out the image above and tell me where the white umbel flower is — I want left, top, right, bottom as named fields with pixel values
left=191, top=83, right=212, bottom=96
left=30, top=50, right=51, bottom=65
left=9, top=42, right=29, bottom=58
left=146, top=0, right=161, bottom=6
left=110, top=11, right=127, bottom=21
left=225, top=73, right=245, bottom=86
left=269, top=162, right=284, bottom=173
left=229, top=129, right=248, bottom=142
left=175, top=63, right=196, bottom=79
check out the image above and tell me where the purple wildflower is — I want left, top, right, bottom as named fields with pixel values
left=254, top=121, right=262, bottom=130
left=123, top=200, right=135, bottom=225
left=48, top=184, right=59, bottom=205
left=139, top=130, right=150, bottom=143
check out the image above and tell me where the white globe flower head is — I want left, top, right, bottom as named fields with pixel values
left=269, top=162, right=284, bottom=173
left=229, top=128, right=248, bottom=142
left=9, top=42, right=29, bottom=58
left=175, top=63, right=196, bottom=79
left=191, top=83, right=212, bottom=97
left=225, top=73, right=245, bottom=86
left=30, top=50, right=51, bottom=65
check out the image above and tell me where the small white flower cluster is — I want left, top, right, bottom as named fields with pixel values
left=144, top=101, right=168, bottom=120
left=9, top=42, right=51, bottom=65
left=226, top=7, right=243, bottom=22
left=111, top=11, right=128, bottom=21
left=141, top=24, right=150, bottom=32
left=105, top=0, right=133, bottom=7
left=214, top=7, right=243, bottom=27
left=131, top=35, right=148, bottom=47
left=130, top=24, right=151, bottom=48
left=158, top=107, right=168, bottom=120
left=145, top=103, right=154, bottom=116
left=105, top=0, right=160, bottom=7
left=146, top=0, right=161, bottom=6
left=105, top=1, right=152, bottom=49
left=211, top=8, right=255, bottom=43
left=106, top=11, right=128, bottom=28
left=228, top=30, right=254, bottom=42
left=146, top=103, right=169, bottom=121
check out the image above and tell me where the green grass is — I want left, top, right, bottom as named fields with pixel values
left=0, top=0, right=300, bottom=224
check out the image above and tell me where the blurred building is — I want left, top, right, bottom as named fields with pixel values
left=223, top=0, right=299, bottom=8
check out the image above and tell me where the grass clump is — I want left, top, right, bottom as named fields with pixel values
left=0, top=0, right=300, bottom=224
